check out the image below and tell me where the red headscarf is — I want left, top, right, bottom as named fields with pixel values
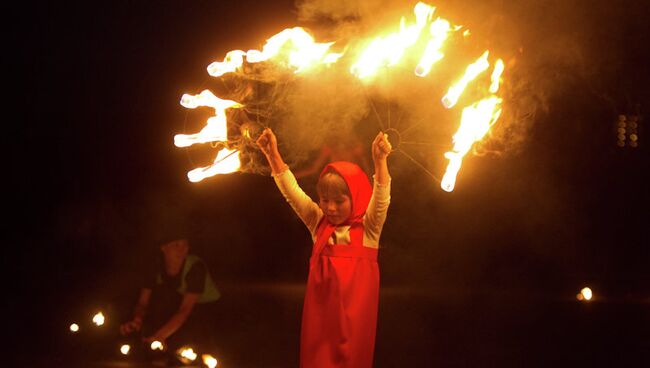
left=320, top=161, right=372, bottom=225
left=311, top=162, right=372, bottom=260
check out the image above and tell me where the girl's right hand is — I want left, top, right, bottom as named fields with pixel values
left=256, top=128, right=278, bottom=157
left=372, top=131, right=392, bottom=162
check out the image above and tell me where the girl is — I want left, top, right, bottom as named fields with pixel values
left=256, top=128, right=392, bottom=368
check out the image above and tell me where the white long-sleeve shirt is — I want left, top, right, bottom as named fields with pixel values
left=273, top=169, right=391, bottom=248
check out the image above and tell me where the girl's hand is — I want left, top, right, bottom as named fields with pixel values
left=372, top=131, right=392, bottom=162
left=256, top=128, right=278, bottom=157
left=256, top=128, right=288, bottom=174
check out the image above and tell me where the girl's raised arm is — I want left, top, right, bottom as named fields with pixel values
left=372, top=131, right=391, bottom=185
left=257, top=128, right=288, bottom=174
left=257, top=128, right=322, bottom=235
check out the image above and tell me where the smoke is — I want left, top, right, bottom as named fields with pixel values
left=293, top=0, right=643, bottom=157
left=277, top=66, right=369, bottom=165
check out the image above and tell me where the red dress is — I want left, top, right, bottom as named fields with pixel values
left=300, top=162, right=379, bottom=368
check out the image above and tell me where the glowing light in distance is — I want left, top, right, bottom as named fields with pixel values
left=576, top=287, right=593, bottom=301
left=69, top=323, right=80, bottom=333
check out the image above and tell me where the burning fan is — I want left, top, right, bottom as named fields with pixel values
left=175, top=2, right=505, bottom=192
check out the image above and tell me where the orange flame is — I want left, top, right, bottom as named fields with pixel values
left=187, top=148, right=241, bottom=182
left=415, top=18, right=452, bottom=77
left=576, top=287, right=593, bottom=301
left=69, top=323, right=79, bottom=333
left=441, top=96, right=502, bottom=192
left=207, top=50, right=246, bottom=77
left=176, top=90, right=243, bottom=181
left=351, top=2, right=435, bottom=78
left=175, top=90, right=242, bottom=147
left=150, top=341, right=164, bottom=351
left=120, top=344, right=131, bottom=355
left=208, top=28, right=340, bottom=77
left=489, top=59, right=505, bottom=93
left=178, top=347, right=198, bottom=362
left=202, top=354, right=218, bottom=368
left=92, top=312, right=105, bottom=326
left=441, top=51, right=490, bottom=108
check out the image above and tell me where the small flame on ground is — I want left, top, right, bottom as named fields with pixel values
left=178, top=347, right=198, bottom=362
left=150, top=341, right=164, bottom=351
left=92, top=312, right=105, bottom=326
left=441, top=51, right=490, bottom=108
left=69, top=323, right=79, bottom=333
left=120, top=344, right=131, bottom=355
left=202, top=354, right=218, bottom=368
left=577, top=287, right=593, bottom=301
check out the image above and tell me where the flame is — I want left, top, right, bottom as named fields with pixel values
left=351, top=2, right=435, bottom=78
left=441, top=51, right=490, bottom=108
left=207, top=50, right=246, bottom=77
left=188, top=148, right=241, bottom=182
left=178, top=347, right=198, bottom=362
left=489, top=59, right=505, bottom=93
left=202, top=354, right=219, bottom=368
left=150, top=340, right=164, bottom=351
left=415, top=18, right=452, bottom=77
left=247, top=27, right=341, bottom=72
left=175, top=90, right=242, bottom=147
left=441, top=96, right=502, bottom=192
left=92, top=312, right=105, bottom=326
left=208, top=28, right=340, bottom=77
left=69, top=323, right=79, bottom=333
left=177, top=89, right=243, bottom=182
left=577, top=287, right=593, bottom=301
left=120, top=344, right=131, bottom=355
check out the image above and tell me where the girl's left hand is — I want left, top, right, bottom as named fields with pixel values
left=372, top=131, right=392, bottom=162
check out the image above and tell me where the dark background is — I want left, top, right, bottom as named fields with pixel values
left=10, top=0, right=649, bottom=366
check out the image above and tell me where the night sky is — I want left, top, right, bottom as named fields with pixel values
left=11, top=0, right=649, bottom=365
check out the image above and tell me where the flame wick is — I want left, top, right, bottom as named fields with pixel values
left=441, top=51, right=490, bottom=108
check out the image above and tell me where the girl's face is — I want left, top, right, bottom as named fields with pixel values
left=319, top=193, right=352, bottom=225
